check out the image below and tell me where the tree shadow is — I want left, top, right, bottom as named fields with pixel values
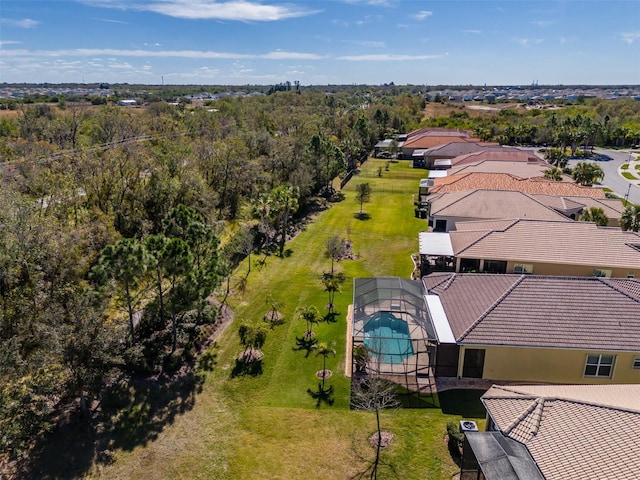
left=293, top=335, right=318, bottom=357
left=307, top=383, right=335, bottom=408
left=198, top=350, right=218, bottom=372
left=15, top=369, right=204, bottom=479
left=353, top=212, right=371, bottom=220
left=323, top=311, right=340, bottom=323
left=230, top=358, right=264, bottom=378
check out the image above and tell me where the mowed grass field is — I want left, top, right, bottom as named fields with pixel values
left=91, top=159, right=483, bottom=480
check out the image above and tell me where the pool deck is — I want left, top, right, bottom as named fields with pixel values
left=345, top=304, right=525, bottom=394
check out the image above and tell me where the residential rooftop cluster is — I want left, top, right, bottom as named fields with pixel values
left=353, top=126, right=640, bottom=479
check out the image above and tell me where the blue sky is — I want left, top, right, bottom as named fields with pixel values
left=1, top=0, right=639, bottom=86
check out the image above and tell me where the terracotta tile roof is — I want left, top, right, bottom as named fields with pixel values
left=428, top=190, right=570, bottom=222
left=422, top=273, right=640, bottom=350
left=423, top=142, right=503, bottom=157
left=450, top=161, right=562, bottom=179
left=407, top=127, right=475, bottom=138
left=429, top=172, right=606, bottom=198
left=482, top=384, right=640, bottom=480
left=403, top=135, right=478, bottom=149
left=451, top=150, right=546, bottom=167
left=448, top=219, right=640, bottom=270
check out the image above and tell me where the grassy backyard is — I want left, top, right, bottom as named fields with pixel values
left=91, top=159, right=485, bottom=480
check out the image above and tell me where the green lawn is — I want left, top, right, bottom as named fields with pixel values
left=622, top=171, right=638, bottom=180
left=92, top=159, right=485, bottom=480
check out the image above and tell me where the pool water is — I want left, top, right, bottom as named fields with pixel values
left=364, top=312, right=414, bottom=364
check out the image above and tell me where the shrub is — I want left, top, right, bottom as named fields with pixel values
left=446, top=421, right=465, bottom=456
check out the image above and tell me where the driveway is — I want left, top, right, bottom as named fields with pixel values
left=566, top=148, right=640, bottom=205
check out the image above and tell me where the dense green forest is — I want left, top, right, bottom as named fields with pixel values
left=1, top=86, right=639, bottom=472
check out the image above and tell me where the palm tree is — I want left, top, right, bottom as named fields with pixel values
left=543, top=167, right=563, bottom=181
left=313, top=341, right=336, bottom=391
left=579, top=207, right=609, bottom=226
left=572, top=162, right=604, bottom=186
left=298, top=305, right=320, bottom=338
left=621, top=204, right=640, bottom=232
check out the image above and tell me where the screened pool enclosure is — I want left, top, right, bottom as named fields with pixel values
left=351, top=278, right=436, bottom=394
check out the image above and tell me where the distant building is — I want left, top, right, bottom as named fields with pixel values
left=117, top=99, right=137, bottom=106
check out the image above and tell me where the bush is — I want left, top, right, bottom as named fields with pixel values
left=446, top=421, right=465, bottom=457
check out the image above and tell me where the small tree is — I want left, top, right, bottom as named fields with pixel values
left=264, top=294, right=284, bottom=328
left=238, top=323, right=268, bottom=362
left=297, top=305, right=320, bottom=338
left=353, top=344, right=370, bottom=375
left=313, top=341, right=336, bottom=391
left=579, top=207, right=609, bottom=226
left=572, top=161, right=604, bottom=186
left=321, top=271, right=346, bottom=317
left=543, top=166, right=563, bottom=181
left=544, top=147, right=568, bottom=168
left=351, top=376, right=401, bottom=480
left=355, top=182, right=371, bottom=217
left=324, top=235, right=343, bottom=275
left=621, top=204, right=640, bottom=232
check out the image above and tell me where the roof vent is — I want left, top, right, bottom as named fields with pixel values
left=459, top=420, right=479, bottom=432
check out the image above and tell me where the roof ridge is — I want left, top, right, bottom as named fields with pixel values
left=458, top=274, right=526, bottom=341
left=433, top=190, right=476, bottom=213
left=503, top=397, right=545, bottom=438
left=456, top=229, right=497, bottom=254
left=599, top=277, right=640, bottom=304
left=489, top=384, right=640, bottom=414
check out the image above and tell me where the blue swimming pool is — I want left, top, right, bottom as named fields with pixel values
left=363, top=312, right=414, bottom=364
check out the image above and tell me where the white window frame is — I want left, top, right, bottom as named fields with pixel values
left=584, top=354, right=616, bottom=378
left=633, top=356, right=640, bottom=369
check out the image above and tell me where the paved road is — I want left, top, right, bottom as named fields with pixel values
left=566, top=148, right=640, bottom=205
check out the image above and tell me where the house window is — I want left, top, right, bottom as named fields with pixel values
left=514, top=263, right=533, bottom=274
left=633, top=357, right=640, bottom=369
left=484, top=260, right=507, bottom=274
left=592, top=269, right=612, bottom=278
left=584, top=354, right=616, bottom=378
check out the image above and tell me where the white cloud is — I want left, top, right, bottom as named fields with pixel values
left=79, top=0, right=318, bottom=21
left=0, top=47, right=324, bottom=61
left=620, top=31, right=640, bottom=44
left=347, top=40, right=386, bottom=48
left=338, top=53, right=446, bottom=61
left=1, top=18, right=40, bottom=28
left=514, top=38, right=543, bottom=46
left=413, top=10, right=432, bottom=21
left=0, top=40, right=22, bottom=46
left=532, top=20, right=554, bottom=28
left=463, top=29, right=482, bottom=35
left=342, top=0, right=396, bottom=6
left=93, top=17, right=129, bottom=24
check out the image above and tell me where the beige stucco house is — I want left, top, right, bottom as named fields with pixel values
left=423, top=273, right=640, bottom=385
left=419, top=218, right=640, bottom=277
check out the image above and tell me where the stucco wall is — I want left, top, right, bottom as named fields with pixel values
left=476, top=345, right=640, bottom=384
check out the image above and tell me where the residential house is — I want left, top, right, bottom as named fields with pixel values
left=419, top=218, right=640, bottom=277
left=423, top=273, right=640, bottom=384
left=426, top=189, right=570, bottom=232
left=415, top=142, right=503, bottom=169
left=425, top=188, right=622, bottom=231
left=448, top=160, right=561, bottom=179
left=461, top=384, right=640, bottom=479
left=401, top=127, right=480, bottom=162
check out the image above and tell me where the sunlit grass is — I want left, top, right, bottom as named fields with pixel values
left=91, top=159, right=482, bottom=480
